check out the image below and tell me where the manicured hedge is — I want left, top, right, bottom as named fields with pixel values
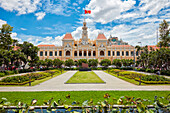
left=109, top=69, right=170, bottom=84
left=0, top=73, right=5, bottom=77
left=0, top=70, right=61, bottom=85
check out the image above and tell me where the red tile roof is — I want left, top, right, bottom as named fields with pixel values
left=96, top=34, right=107, bottom=40
left=147, top=45, right=160, bottom=50
left=111, top=45, right=133, bottom=47
left=13, top=46, right=20, bottom=51
left=37, top=45, right=56, bottom=47
left=63, top=33, right=74, bottom=40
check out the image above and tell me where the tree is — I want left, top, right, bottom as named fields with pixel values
left=88, top=59, right=98, bottom=67
left=112, top=59, right=121, bottom=68
left=65, top=59, right=74, bottom=68
left=78, top=59, right=87, bottom=67
left=53, top=59, right=64, bottom=68
left=158, top=20, right=170, bottom=47
left=45, top=58, right=53, bottom=69
left=100, top=59, right=111, bottom=68
left=0, top=24, right=13, bottom=50
left=19, top=41, right=39, bottom=68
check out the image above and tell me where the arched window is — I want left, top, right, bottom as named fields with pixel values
left=50, top=51, right=53, bottom=56
left=93, top=51, right=96, bottom=56
left=100, top=51, right=104, bottom=56
left=88, top=51, right=91, bottom=56
left=117, top=51, right=120, bottom=56
left=40, top=51, right=43, bottom=56
left=66, top=51, right=70, bottom=56
left=74, top=51, right=77, bottom=56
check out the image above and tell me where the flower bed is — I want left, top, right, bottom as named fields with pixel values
left=0, top=70, right=61, bottom=85
left=109, top=69, right=170, bottom=84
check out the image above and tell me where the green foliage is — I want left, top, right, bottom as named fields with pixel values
left=45, top=58, right=53, bottom=68
left=53, top=58, right=64, bottom=68
left=109, top=70, right=170, bottom=84
left=141, top=75, right=169, bottom=81
left=65, top=59, right=74, bottom=68
left=158, top=19, right=170, bottom=47
left=0, top=93, right=170, bottom=112
left=77, top=59, right=87, bottom=67
left=112, top=59, right=121, bottom=68
left=0, top=24, right=13, bottom=50
left=100, top=59, right=111, bottom=67
left=0, top=73, right=5, bottom=77
left=0, top=70, right=60, bottom=85
left=88, top=59, right=98, bottom=67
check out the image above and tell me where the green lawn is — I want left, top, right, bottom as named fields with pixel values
left=0, top=91, right=169, bottom=105
left=66, top=71, right=105, bottom=83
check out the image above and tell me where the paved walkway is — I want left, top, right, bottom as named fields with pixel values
left=0, top=71, right=45, bottom=81
left=0, top=71, right=169, bottom=91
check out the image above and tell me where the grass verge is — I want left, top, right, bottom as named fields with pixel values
left=0, top=91, right=169, bottom=105
left=66, top=71, right=104, bottom=83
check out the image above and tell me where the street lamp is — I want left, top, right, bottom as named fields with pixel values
left=138, top=42, right=142, bottom=47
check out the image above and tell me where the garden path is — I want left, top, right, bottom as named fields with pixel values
left=0, top=71, right=169, bottom=91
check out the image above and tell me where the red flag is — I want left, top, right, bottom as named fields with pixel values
left=85, top=10, right=91, bottom=14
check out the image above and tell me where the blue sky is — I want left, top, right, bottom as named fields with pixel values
left=0, top=0, right=169, bottom=46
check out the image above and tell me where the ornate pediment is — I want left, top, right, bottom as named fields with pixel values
left=65, top=43, right=71, bottom=47
left=100, top=43, right=105, bottom=47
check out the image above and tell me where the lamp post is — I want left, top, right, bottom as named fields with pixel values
left=138, top=42, right=142, bottom=47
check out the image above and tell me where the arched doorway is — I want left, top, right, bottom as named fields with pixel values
left=66, top=51, right=70, bottom=56
left=100, top=51, right=104, bottom=56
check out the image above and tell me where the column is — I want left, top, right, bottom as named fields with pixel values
left=87, top=49, right=88, bottom=58
left=91, top=50, right=93, bottom=57
left=82, top=49, right=84, bottom=57
left=53, top=50, right=55, bottom=57
left=78, top=50, right=79, bottom=57
left=71, top=49, right=72, bottom=57
left=47, top=50, right=49, bottom=56
left=57, top=49, right=59, bottom=57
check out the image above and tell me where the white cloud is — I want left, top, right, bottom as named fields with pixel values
left=0, top=19, right=7, bottom=27
left=86, top=0, right=136, bottom=24
left=20, top=28, right=27, bottom=30
left=0, top=0, right=41, bottom=15
left=73, top=3, right=78, bottom=6
left=11, top=32, right=22, bottom=43
left=139, top=0, right=170, bottom=15
left=35, top=12, right=46, bottom=20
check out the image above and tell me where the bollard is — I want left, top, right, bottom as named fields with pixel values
left=139, top=76, right=141, bottom=85
left=29, top=76, right=31, bottom=86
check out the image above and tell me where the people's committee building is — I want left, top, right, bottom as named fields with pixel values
left=37, top=20, right=138, bottom=61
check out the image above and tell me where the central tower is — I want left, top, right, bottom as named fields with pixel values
left=82, top=18, right=88, bottom=44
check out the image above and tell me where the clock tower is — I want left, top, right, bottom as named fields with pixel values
left=81, top=18, right=88, bottom=44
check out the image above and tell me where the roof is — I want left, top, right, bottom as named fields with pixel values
left=111, top=45, right=133, bottom=48
left=37, top=45, right=56, bottom=47
left=13, top=46, right=20, bottom=51
left=96, top=34, right=107, bottom=40
left=63, top=33, right=74, bottom=40
left=147, top=45, right=160, bottom=50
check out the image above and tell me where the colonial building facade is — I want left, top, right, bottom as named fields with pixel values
left=37, top=20, right=138, bottom=62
